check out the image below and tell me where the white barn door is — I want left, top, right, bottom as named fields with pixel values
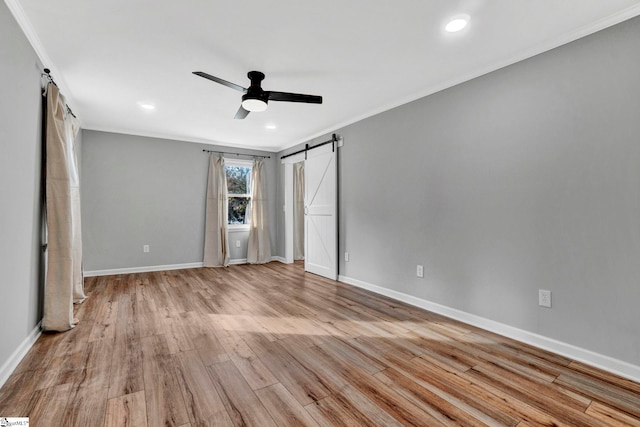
left=304, top=144, right=337, bottom=280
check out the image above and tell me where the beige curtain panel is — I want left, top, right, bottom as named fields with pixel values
left=293, top=162, right=305, bottom=260
left=42, top=83, right=86, bottom=332
left=247, top=158, right=272, bottom=264
left=203, top=154, right=230, bottom=267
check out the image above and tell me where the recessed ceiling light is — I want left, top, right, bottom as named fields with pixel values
left=445, top=15, right=469, bottom=33
left=137, top=102, right=156, bottom=110
left=265, top=124, right=277, bottom=130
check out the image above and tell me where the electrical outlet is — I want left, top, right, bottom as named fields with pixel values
left=344, top=252, right=349, bottom=262
left=236, top=240, right=241, bottom=248
left=539, top=289, right=552, bottom=308
left=143, top=245, right=149, bottom=253
left=416, top=265, right=424, bottom=278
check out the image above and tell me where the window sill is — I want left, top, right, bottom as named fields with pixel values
left=228, top=225, right=250, bottom=233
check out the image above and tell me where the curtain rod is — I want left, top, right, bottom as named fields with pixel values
left=280, top=133, right=338, bottom=160
left=202, top=149, right=270, bottom=159
left=42, top=68, right=77, bottom=118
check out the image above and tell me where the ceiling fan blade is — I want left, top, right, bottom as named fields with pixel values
left=192, top=71, right=247, bottom=93
left=267, top=91, right=323, bottom=104
left=234, top=105, right=250, bottom=119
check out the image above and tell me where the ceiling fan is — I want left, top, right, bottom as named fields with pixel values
left=192, top=70, right=323, bottom=119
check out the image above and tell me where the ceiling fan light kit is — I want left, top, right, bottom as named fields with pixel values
left=241, top=98, right=268, bottom=112
left=193, top=70, right=322, bottom=119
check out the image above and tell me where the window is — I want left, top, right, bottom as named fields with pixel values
left=225, top=159, right=252, bottom=227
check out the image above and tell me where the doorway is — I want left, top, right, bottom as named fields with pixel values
left=282, top=141, right=338, bottom=280
left=293, top=162, right=305, bottom=261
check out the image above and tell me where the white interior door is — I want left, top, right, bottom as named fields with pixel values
left=305, top=144, right=337, bottom=280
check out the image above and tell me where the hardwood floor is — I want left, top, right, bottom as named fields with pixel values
left=1, top=262, right=639, bottom=426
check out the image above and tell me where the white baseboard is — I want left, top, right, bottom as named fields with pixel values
left=84, top=258, right=289, bottom=276
left=232, top=257, right=289, bottom=264
left=0, top=322, right=42, bottom=389
left=338, top=274, right=640, bottom=383
left=84, top=262, right=204, bottom=277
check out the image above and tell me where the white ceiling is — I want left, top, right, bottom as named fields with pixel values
left=8, top=0, right=640, bottom=152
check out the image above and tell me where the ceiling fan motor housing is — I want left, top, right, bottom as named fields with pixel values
left=242, top=90, right=269, bottom=104
left=247, top=71, right=265, bottom=85
left=244, top=71, right=269, bottom=104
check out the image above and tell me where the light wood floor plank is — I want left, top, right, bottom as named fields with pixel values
left=586, top=401, right=640, bottom=427
left=214, top=327, right=279, bottom=390
left=45, top=320, right=94, bottom=388
left=554, top=371, right=640, bottom=418
left=315, top=335, right=387, bottom=375
left=468, top=363, right=604, bottom=427
left=173, top=349, right=233, bottom=426
left=283, top=342, right=421, bottom=426
left=105, top=390, right=147, bottom=427
left=346, top=334, right=522, bottom=426
left=332, top=384, right=406, bottom=427
left=108, top=335, right=144, bottom=399
left=375, top=367, right=492, bottom=427
left=80, top=338, right=116, bottom=390
left=206, top=360, right=278, bottom=427
left=62, top=385, right=109, bottom=427
left=88, top=297, right=119, bottom=342
left=141, top=334, right=190, bottom=427
left=304, top=396, right=365, bottom=427
left=0, top=371, right=44, bottom=415
left=162, top=310, right=196, bottom=355
left=254, top=383, right=320, bottom=427
left=255, top=340, right=330, bottom=406
left=19, top=382, right=73, bottom=427
left=569, top=360, right=640, bottom=394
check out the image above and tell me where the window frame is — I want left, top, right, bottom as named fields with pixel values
left=225, top=158, right=253, bottom=230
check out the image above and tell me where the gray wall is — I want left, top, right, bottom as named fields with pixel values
left=279, top=16, right=640, bottom=366
left=81, top=130, right=277, bottom=271
left=0, top=2, right=44, bottom=375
